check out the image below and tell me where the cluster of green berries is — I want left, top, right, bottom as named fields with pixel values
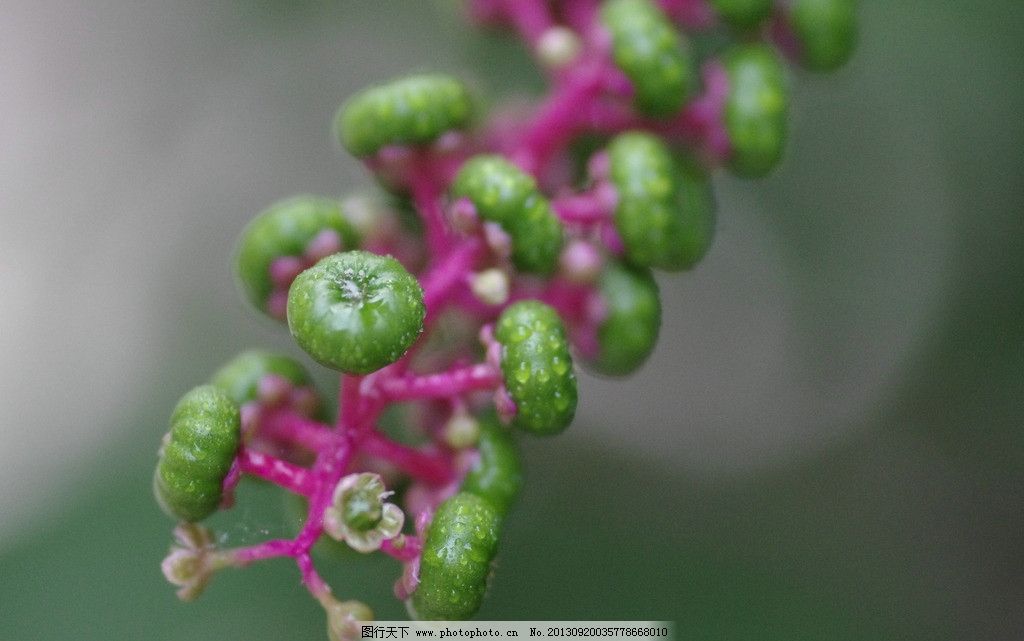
left=153, top=0, right=856, bottom=632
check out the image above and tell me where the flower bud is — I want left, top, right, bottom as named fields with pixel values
left=161, top=523, right=226, bottom=601
left=321, top=594, right=374, bottom=641
left=469, top=268, right=510, bottom=306
left=443, top=410, right=481, bottom=449
left=537, top=27, right=582, bottom=69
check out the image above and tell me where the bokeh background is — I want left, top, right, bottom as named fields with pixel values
left=1, top=1, right=1022, bottom=639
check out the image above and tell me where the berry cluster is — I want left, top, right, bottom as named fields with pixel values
left=154, top=0, right=856, bottom=635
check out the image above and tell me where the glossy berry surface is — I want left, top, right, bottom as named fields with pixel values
left=789, top=0, right=858, bottom=72
left=495, top=301, right=577, bottom=436
left=460, top=418, right=522, bottom=518
left=336, top=74, right=473, bottom=157
left=723, top=44, right=789, bottom=178
left=601, top=0, right=693, bottom=117
left=608, top=132, right=716, bottom=270
left=154, top=385, right=241, bottom=522
left=590, top=261, right=662, bottom=376
left=210, top=350, right=312, bottom=405
left=450, top=155, right=564, bottom=274
left=287, top=251, right=425, bottom=374
left=410, top=492, right=501, bottom=621
left=235, top=196, right=360, bottom=316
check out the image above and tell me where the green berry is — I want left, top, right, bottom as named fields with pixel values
left=708, top=0, right=773, bottom=29
left=601, top=0, right=694, bottom=117
left=789, top=0, right=857, bottom=72
left=287, top=251, right=425, bottom=374
left=154, top=385, right=241, bottom=522
left=674, top=162, right=718, bottom=265
left=235, top=196, right=360, bottom=316
left=209, top=350, right=311, bottom=406
left=723, top=44, right=789, bottom=178
left=608, top=132, right=716, bottom=270
left=410, top=493, right=501, bottom=621
left=495, top=301, right=577, bottom=436
left=460, top=418, right=522, bottom=517
left=336, top=74, right=473, bottom=157
left=450, top=155, right=564, bottom=274
left=590, top=261, right=661, bottom=376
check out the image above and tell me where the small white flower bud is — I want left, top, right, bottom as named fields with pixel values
left=443, top=411, right=481, bottom=449
left=559, top=240, right=603, bottom=284
left=161, top=523, right=224, bottom=602
left=470, top=268, right=510, bottom=306
left=483, top=222, right=512, bottom=258
left=537, top=27, right=582, bottom=69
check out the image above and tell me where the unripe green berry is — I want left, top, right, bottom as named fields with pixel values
left=287, top=251, right=425, bottom=374
left=495, top=301, right=577, bottom=436
left=723, top=44, right=789, bottom=178
left=789, top=0, right=857, bottom=72
left=589, top=261, right=661, bottom=376
left=708, top=0, right=773, bottom=29
left=410, top=493, right=501, bottom=621
left=450, top=155, right=564, bottom=274
left=235, top=195, right=361, bottom=316
left=336, top=74, right=473, bottom=157
left=460, top=418, right=522, bottom=517
left=607, top=132, right=716, bottom=270
left=209, top=350, right=312, bottom=406
left=154, top=385, right=241, bottom=522
left=601, top=0, right=694, bottom=117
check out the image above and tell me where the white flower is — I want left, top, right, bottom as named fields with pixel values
left=161, top=523, right=225, bottom=601
left=321, top=594, right=374, bottom=641
left=323, top=473, right=405, bottom=553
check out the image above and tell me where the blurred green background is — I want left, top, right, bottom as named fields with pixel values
left=0, top=1, right=1021, bottom=639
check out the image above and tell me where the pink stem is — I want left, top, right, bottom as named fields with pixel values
left=294, top=441, right=355, bottom=552
left=552, top=185, right=616, bottom=225
left=360, top=431, right=453, bottom=486
left=511, top=57, right=610, bottom=175
left=544, top=280, right=602, bottom=359
left=578, top=61, right=732, bottom=165
left=376, top=363, right=502, bottom=402
left=297, top=553, right=330, bottom=597
left=220, top=459, right=242, bottom=508
left=769, top=10, right=804, bottom=64
left=237, top=448, right=317, bottom=496
left=231, top=538, right=296, bottom=565
left=260, top=409, right=337, bottom=451
left=339, top=374, right=364, bottom=431
left=409, top=171, right=450, bottom=259
left=422, top=238, right=485, bottom=324
left=561, top=0, right=600, bottom=33
left=381, top=536, right=422, bottom=563
left=501, top=0, right=556, bottom=48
